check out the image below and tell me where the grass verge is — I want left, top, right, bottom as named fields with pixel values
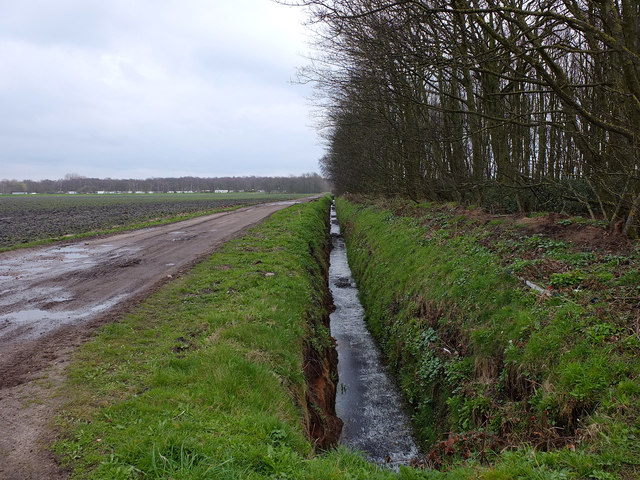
left=336, top=197, right=640, bottom=479
left=53, top=196, right=407, bottom=479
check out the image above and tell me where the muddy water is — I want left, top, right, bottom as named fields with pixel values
left=329, top=203, right=419, bottom=466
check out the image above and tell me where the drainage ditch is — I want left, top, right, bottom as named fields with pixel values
left=328, top=202, right=419, bottom=466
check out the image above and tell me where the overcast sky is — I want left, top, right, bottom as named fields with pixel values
left=0, top=1, right=323, bottom=181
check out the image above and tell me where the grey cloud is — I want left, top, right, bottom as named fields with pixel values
left=0, top=0, right=321, bottom=180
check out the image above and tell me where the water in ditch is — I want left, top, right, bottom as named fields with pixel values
left=329, top=202, right=420, bottom=466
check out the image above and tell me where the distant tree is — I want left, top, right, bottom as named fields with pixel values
left=2, top=175, right=329, bottom=195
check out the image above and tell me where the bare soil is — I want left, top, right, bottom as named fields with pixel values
left=511, top=212, right=632, bottom=253
left=0, top=193, right=301, bottom=247
left=0, top=198, right=313, bottom=480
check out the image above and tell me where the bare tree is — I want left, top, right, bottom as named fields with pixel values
left=297, top=0, right=640, bottom=234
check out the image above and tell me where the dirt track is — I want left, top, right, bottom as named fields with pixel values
left=0, top=198, right=313, bottom=479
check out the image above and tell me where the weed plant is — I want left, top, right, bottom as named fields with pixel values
left=336, top=197, right=640, bottom=478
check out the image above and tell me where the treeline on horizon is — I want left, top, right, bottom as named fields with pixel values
left=0, top=173, right=329, bottom=195
left=306, top=1, right=640, bottom=235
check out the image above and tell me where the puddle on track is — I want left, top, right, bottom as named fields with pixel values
left=0, top=294, right=129, bottom=341
left=329, top=203, right=419, bottom=467
left=0, top=243, right=142, bottom=342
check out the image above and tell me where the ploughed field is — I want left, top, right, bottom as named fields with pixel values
left=0, top=193, right=304, bottom=248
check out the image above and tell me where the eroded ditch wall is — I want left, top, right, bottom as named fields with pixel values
left=301, top=197, right=343, bottom=449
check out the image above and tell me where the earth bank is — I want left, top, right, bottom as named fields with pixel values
left=336, top=196, right=640, bottom=477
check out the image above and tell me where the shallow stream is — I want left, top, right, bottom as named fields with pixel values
left=329, top=202, right=419, bottom=466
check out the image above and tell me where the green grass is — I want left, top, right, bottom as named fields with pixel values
left=53, top=196, right=411, bottom=480
left=336, top=197, right=640, bottom=478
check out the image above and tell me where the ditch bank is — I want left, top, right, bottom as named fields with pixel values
left=336, top=197, right=640, bottom=477
left=300, top=199, right=343, bottom=449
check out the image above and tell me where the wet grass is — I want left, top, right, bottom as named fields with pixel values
left=336, top=197, right=640, bottom=478
left=53, top=196, right=414, bottom=479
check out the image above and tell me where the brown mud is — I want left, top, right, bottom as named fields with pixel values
left=0, top=198, right=316, bottom=480
left=303, top=338, right=343, bottom=449
left=302, top=205, right=343, bottom=450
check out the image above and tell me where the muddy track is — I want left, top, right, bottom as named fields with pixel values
left=0, top=197, right=317, bottom=480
